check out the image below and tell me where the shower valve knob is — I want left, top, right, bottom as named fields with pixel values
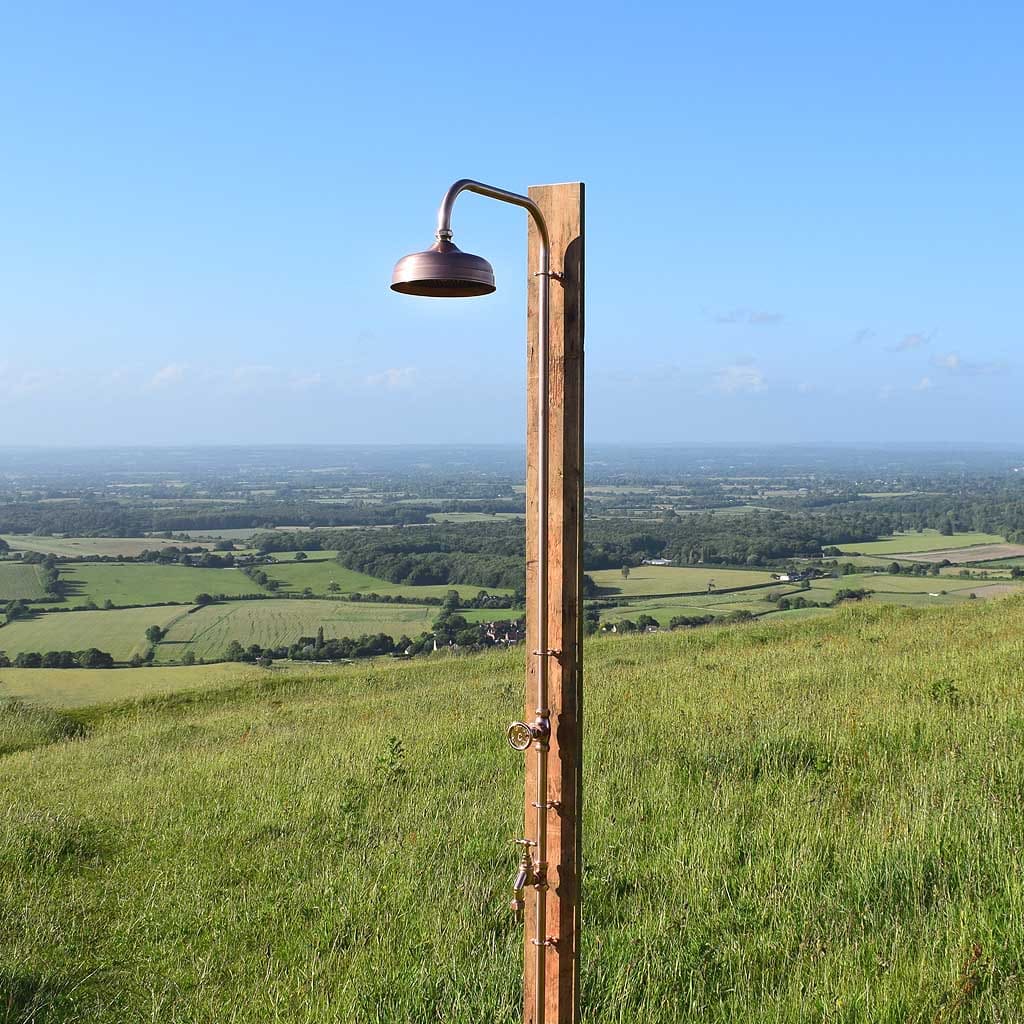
left=506, top=717, right=550, bottom=751
left=507, top=721, right=534, bottom=751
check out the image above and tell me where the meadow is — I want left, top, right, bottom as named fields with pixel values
left=3, top=599, right=1024, bottom=1021
left=0, top=562, right=46, bottom=601
left=154, top=598, right=436, bottom=662
left=55, top=562, right=263, bottom=607
left=835, top=530, right=1005, bottom=557
left=0, top=605, right=187, bottom=661
left=0, top=536, right=204, bottom=558
left=0, top=660, right=294, bottom=708
left=263, top=556, right=514, bottom=600
left=589, top=565, right=775, bottom=597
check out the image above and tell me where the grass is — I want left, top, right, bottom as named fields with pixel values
left=427, top=512, right=525, bottom=523
left=263, top=557, right=514, bottom=600
left=835, top=530, right=1005, bottom=556
left=0, top=535, right=210, bottom=558
left=154, top=599, right=436, bottom=661
left=3, top=599, right=1024, bottom=1020
left=0, top=606, right=188, bottom=661
left=53, top=562, right=264, bottom=606
left=0, top=562, right=46, bottom=601
left=590, top=566, right=775, bottom=597
left=0, top=661, right=301, bottom=708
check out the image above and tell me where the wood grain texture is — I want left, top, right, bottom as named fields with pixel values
left=524, top=182, right=585, bottom=1024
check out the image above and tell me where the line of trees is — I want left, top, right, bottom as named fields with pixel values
left=0, top=648, right=115, bottom=669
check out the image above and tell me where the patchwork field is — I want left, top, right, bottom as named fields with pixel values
left=0, top=535, right=212, bottom=557
left=427, top=512, right=525, bottom=523
left=834, top=530, right=1005, bottom=557
left=590, top=565, right=775, bottom=597
left=0, top=562, right=47, bottom=600
left=0, top=605, right=188, bottom=660
left=56, top=562, right=265, bottom=606
left=264, top=556, right=514, bottom=600
left=4, top=600, right=1024, bottom=1020
left=892, top=543, right=1024, bottom=564
left=154, top=599, right=436, bottom=662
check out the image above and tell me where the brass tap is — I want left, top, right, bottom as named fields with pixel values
left=510, top=839, right=536, bottom=920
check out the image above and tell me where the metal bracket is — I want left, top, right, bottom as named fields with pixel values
left=532, top=800, right=562, bottom=812
left=531, top=937, right=559, bottom=948
left=532, top=270, right=564, bottom=282
left=532, top=648, right=562, bottom=658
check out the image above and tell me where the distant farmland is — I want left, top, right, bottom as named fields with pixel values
left=0, top=605, right=188, bottom=660
left=590, top=565, right=775, bottom=597
left=264, top=555, right=514, bottom=600
left=56, top=562, right=264, bottom=607
left=0, top=562, right=47, bottom=600
left=1, top=535, right=212, bottom=557
left=835, top=530, right=1005, bottom=557
left=154, top=599, right=436, bottom=662
left=889, top=543, right=1024, bottom=564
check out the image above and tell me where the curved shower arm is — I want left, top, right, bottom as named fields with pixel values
left=435, top=178, right=550, bottom=251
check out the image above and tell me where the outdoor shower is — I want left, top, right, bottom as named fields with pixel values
left=392, top=179, right=585, bottom=1024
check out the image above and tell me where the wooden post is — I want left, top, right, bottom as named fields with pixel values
left=524, top=182, right=585, bottom=1024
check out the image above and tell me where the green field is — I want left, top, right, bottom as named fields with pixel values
left=264, top=556, right=514, bottom=600
left=427, top=512, right=525, bottom=523
left=0, top=562, right=46, bottom=600
left=816, top=572, right=984, bottom=595
left=4, top=599, right=1024, bottom=1020
left=590, top=565, right=775, bottom=597
left=0, top=535, right=213, bottom=557
left=154, top=599, right=436, bottom=662
left=0, top=605, right=187, bottom=661
left=55, top=562, right=265, bottom=606
left=835, top=529, right=1005, bottom=556
left=595, top=572, right=1024, bottom=628
left=0, top=660, right=307, bottom=708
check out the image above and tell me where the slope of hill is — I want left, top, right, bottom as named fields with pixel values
left=3, top=599, right=1024, bottom=1021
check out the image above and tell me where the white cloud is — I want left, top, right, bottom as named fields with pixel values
left=148, top=363, right=188, bottom=389
left=913, top=376, right=934, bottom=392
left=714, top=364, right=766, bottom=394
left=931, top=351, right=1006, bottom=376
left=891, top=331, right=932, bottom=352
left=365, top=366, right=417, bottom=390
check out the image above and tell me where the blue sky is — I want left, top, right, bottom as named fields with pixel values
left=1, top=2, right=1021, bottom=445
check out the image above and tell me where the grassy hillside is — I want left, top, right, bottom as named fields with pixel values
left=4, top=599, right=1024, bottom=1020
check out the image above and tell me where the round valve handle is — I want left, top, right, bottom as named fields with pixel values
left=506, top=716, right=550, bottom=751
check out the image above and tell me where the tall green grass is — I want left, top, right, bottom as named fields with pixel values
left=3, top=599, right=1024, bottom=1021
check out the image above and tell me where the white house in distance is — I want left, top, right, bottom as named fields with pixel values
left=642, top=557, right=673, bottom=566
